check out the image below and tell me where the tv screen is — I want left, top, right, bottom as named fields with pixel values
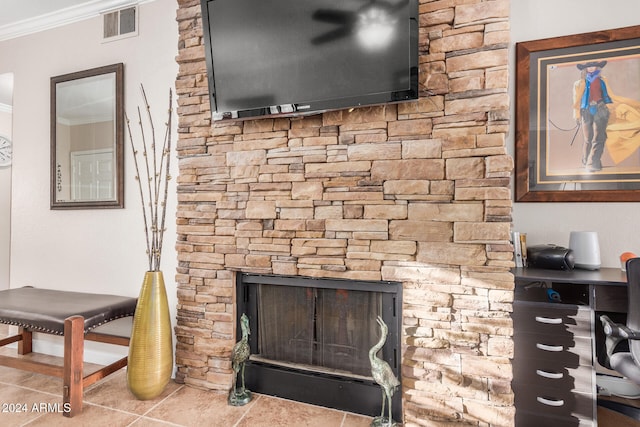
left=200, top=0, right=419, bottom=121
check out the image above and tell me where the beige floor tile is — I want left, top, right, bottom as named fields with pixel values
left=236, top=394, right=351, bottom=427
left=0, top=347, right=122, bottom=396
left=0, top=365, right=65, bottom=396
left=144, top=385, right=252, bottom=427
left=0, top=384, right=59, bottom=426
left=130, top=416, right=185, bottom=427
left=25, top=403, right=139, bottom=427
left=343, top=412, right=375, bottom=427
left=83, top=369, right=182, bottom=415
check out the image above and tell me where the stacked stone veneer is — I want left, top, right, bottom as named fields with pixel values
left=175, top=0, right=515, bottom=425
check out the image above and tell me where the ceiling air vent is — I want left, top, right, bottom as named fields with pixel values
left=102, top=6, right=138, bottom=42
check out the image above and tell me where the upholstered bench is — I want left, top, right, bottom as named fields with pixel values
left=0, top=286, right=137, bottom=417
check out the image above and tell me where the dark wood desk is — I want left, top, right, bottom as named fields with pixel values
left=514, top=267, right=628, bottom=312
left=512, top=268, right=627, bottom=286
left=512, top=267, right=629, bottom=426
left=513, top=267, right=627, bottom=286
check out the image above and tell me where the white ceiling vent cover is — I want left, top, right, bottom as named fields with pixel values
left=102, top=6, right=138, bottom=42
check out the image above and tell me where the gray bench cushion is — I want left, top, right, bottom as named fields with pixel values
left=0, top=287, right=137, bottom=335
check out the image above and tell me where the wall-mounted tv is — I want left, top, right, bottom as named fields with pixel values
left=200, top=0, right=419, bottom=121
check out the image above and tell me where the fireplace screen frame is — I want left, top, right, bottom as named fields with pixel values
left=236, top=273, right=402, bottom=419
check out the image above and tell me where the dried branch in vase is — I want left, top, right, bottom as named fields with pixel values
left=125, top=85, right=173, bottom=272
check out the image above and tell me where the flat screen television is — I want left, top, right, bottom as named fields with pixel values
left=200, top=0, right=419, bottom=121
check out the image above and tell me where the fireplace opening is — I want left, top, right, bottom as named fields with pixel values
left=236, top=273, right=402, bottom=419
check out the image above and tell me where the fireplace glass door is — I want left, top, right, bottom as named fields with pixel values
left=237, top=273, right=402, bottom=418
left=256, top=284, right=382, bottom=378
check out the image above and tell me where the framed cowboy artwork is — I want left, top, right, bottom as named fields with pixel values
left=515, top=25, right=640, bottom=202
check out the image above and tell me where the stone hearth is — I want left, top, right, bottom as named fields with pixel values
left=174, top=0, right=515, bottom=425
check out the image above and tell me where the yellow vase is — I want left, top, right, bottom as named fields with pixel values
left=127, top=271, right=173, bottom=400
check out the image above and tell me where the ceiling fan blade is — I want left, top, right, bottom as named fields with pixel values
left=311, top=27, right=352, bottom=45
left=312, top=9, right=356, bottom=25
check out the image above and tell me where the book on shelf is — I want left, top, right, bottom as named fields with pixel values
left=519, top=233, right=527, bottom=267
left=512, top=231, right=527, bottom=268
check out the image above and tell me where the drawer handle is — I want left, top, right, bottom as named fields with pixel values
left=535, top=316, right=562, bottom=325
left=536, top=343, right=563, bottom=352
left=536, top=369, right=563, bottom=379
left=537, top=396, right=564, bottom=407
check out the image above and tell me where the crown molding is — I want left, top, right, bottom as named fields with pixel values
left=0, top=0, right=150, bottom=42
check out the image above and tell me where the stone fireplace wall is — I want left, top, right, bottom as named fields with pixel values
left=174, top=0, right=514, bottom=425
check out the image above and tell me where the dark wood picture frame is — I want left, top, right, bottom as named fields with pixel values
left=50, top=63, right=124, bottom=209
left=515, top=25, right=640, bottom=202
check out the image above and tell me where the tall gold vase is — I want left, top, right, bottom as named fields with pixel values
left=127, top=271, right=173, bottom=400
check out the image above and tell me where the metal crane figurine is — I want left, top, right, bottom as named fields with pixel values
left=228, top=313, right=251, bottom=406
left=369, top=316, right=400, bottom=427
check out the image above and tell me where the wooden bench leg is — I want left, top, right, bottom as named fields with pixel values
left=63, top=316, right=84, bottom=418
left=17, top=328, right=32, bottom=355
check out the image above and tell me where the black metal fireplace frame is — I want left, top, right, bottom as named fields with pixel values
left=236, top=273, right=402, bottom=419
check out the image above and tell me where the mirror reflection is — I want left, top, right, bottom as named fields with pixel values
left=51, top=63, right=123, bottom=209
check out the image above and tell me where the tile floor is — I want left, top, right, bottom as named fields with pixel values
left=0, top=323, right=638, bottom=427
left=0, top=361, right=373, bottom=427
left=0, top=324, right=372, bottom=427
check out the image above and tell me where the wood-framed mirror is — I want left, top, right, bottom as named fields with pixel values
left=51, top=63, right=124, bottom=209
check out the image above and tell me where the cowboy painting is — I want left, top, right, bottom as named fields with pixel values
left=570, top=59, right=640, bottom=174
left=572, top=60, right=612, bottom=172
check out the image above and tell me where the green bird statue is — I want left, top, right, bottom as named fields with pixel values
left=229, top=313, right=251, bottom=406
left=369, top=316, right=400, bottom=427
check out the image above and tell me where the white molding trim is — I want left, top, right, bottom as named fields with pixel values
left=0, top=0, right=154, bottom=42
left=0, top=103, right=11, bottom=114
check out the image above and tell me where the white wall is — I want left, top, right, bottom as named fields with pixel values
left=0, top=106, right=11, bottom=289
left=510, top=0, right=640, bottom=268
left=0, top=0, right=178, bottom=363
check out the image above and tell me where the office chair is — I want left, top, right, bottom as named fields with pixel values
left=598, top=257, right=640, bottom=420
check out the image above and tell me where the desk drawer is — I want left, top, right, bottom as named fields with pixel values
left=513, top=332, right=592, bottom=366
left=513, top=302, right=591, bottom=338
left=514, top=386, right=593, bottom=422
left=515, top=409, right=594, bottom=427
left=593, top=284, right=627, bottom=313
left=513, top=358, right=594, bottom=394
